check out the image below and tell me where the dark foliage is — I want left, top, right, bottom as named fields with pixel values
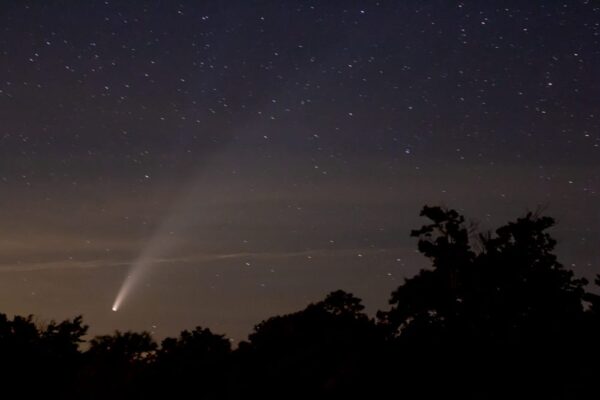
left=0, top=314, right=87, bottom=397
left=2, top=206, right=599, bottom=399
left=234, top=290, right=385, bottom=399
left=153, top=327, right=231, bottom=398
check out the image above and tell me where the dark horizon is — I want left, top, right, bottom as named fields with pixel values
left=2, top=206, right=600, bottom=400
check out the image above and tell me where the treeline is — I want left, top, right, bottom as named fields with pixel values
left=2, top=206, right=600, bottom=399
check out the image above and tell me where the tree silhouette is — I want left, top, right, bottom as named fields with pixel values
left=585, top=275, right=600, bottom=316
left=234, top=290, right=385, bottom=399
left=84, top=331, right=157, bottom=399
left=154, top=327, right=231, bottom=398
left=0, top=314, right=87, bottom=398
left=0, top=205, right=598, bottom=399
left=378, top=206, right=590, bottom=399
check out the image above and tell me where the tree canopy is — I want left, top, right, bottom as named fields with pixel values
left=1, top=205, right=599, bottom=399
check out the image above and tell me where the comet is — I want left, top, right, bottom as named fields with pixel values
left=109, top=166, right=219, bottom=312
left=109, top=50, right=328, bottom=312
left=111, top=222, right=181, bottom=312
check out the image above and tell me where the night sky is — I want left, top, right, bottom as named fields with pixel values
left=1, top=1, right=599, bottom=341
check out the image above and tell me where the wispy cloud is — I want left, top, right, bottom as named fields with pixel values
left=0, top=246, right=405, bottom=273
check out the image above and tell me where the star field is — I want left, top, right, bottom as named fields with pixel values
left=0, top=1, right=599, bottom=340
